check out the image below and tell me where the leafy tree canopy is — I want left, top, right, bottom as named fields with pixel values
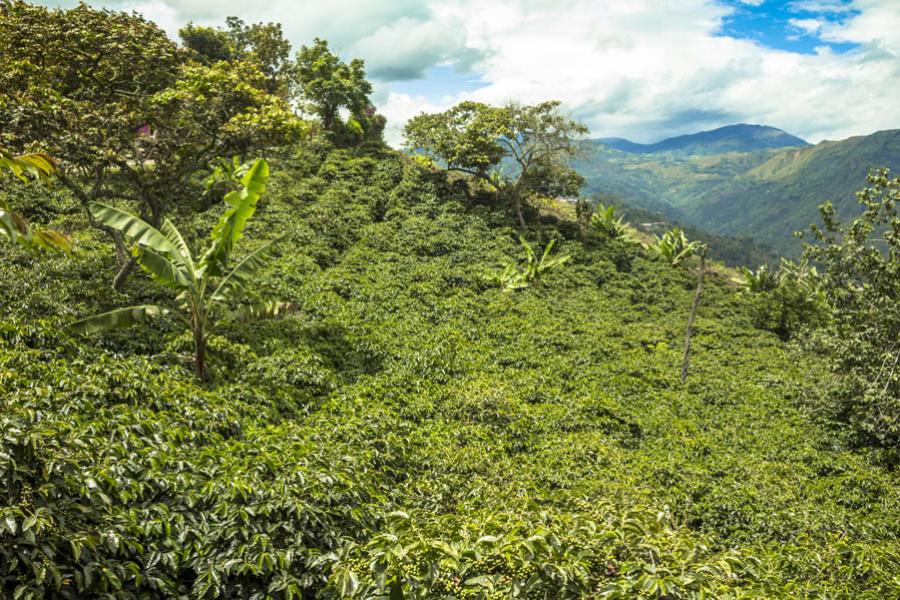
left=294, top=38, right=383, bottom=143
left=404, top=100, right=587, bottom=227
left=804, top=168, right=900, bottom=451
left=179, top=17, right=293, bottom=96
left=0, top=1, right=305, bottom=287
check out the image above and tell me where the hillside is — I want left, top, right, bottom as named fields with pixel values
left=576, top=129, right=900, bottom=256
left=683, top=129, right=900, bottom=252
left=2, top=144, right=898, bottom=598
left=597, top=124, right=809, bottom=155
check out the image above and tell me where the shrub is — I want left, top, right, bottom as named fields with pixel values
left=742, top=259, right=829, bottom=340
left=803, top=168, right=900, bottom=452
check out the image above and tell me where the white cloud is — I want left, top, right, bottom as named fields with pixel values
left=788, top=0, right=855, bottom=13
left=789, top=17, right=826, bottom=35
left=36, top=0, right=900, bottom=145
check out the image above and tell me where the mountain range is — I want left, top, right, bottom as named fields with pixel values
left=598, top=124, right=810, bottom=155
left=575, top=125, right=900, bottom=256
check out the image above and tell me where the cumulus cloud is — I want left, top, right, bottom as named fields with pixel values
left=36, top=0, right=900, bottom=145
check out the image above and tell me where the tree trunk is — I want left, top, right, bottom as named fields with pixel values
left=112, top=256, right=136, bottom=291
left=511, top=193, right=526, bottom=229
left=59, top=171, right=137, bottom=289
left=194, top=328, right=208, bottom=382
left=680, top=253, right=707, bottom=384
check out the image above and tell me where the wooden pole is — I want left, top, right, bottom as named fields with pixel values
left=681, top=252, right=707, bottom=384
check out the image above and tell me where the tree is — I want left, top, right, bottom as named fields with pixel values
left=178, top=23, right=234, bottom=63
left=803, top=168, right=900, bottom=450
left=72, top=159, right=293, bottom=382
left=740, top=259, right=828, bottom=341
left=294, top=38, right=382, bottom=142
left=0, top=1, right=304, bottom=288
left=404, top=101, right=587, bottom=227
left=0, top=146, right=70, bottom=253
left=179, top=17, right=294, bottom=97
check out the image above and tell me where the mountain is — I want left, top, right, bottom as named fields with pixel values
left=680, top=129, right=900, bottom=252
left=576, top=128, right=900, bottom=256
left=597, top=124, right=810, bottom=155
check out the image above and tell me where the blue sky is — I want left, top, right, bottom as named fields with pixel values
left=35, top=0, right=900, bottom=145
left=718, top=0, right=861, bottom=54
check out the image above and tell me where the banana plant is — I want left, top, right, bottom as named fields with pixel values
left=590, top=202, right=627, bottom=238
left=72, top=158, right=292, bottom=381
left=0, top=146, right=71, bottom=253
left=652, top=227, right=704, bottom=266
left=498, top=236, right=570, bottom=292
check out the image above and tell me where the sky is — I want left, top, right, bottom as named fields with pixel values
left=37, top=0, right=900, bottom=146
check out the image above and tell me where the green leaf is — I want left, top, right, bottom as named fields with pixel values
left=212, top=235, right=285, bottom=302
left=135, top=246, right=191, bottom=290
left=201, top=158, right=269, bottom=276
left=226, top=301, right=294, bottom=324
left=31, top=228, right=72, bottom=254
left=333, top=568, right=358, bottom=596
left=72, top=305, right=162, bottom=334
left=160, top=218, right=195, bottom=271
left=90, top=203, right=182, bottom=263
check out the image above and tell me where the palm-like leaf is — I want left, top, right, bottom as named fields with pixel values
left=212, top=235, right=285, bottom=301
left=227, top=301, right=294, bottom=323
left=30, top=228, right=73, bottom=253
left=73, top=158, right=288, bottom=381
left=1, top=149, right=70, bottom=253
left=160, top=218, right=195, bottom=273
left=71, top=305, right=162, bottom=334
left=202, top=158, right=269, bottom=276
left=135, top=246, right=191, bottom=290
left=90, top=203, right=183, bottom=264
left=0, top=148, right=56, bottom=181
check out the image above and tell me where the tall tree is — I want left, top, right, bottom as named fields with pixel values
left=179, top=17, right=294, bottom=97
left=0, top=1, right=304, bottom=288
left=404, top=100, right=587, bottom=227
left=294, top=38, right=382, bottom=142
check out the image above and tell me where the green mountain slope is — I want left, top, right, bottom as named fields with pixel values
left=598, top=123, right=809, bottom=155
left=685, top=129, right=900, bottom=253
left=577, top=129, right=900, bottom=256
left=2, top=145, right=898, bottom=597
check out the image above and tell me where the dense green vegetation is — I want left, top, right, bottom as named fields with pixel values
left=575, top=129, right=900, bottom=256
left=404, top=100, right=586, bottom=228
left=609, top=200, right=779, bottom=269
left=1, top=2, right=899, bottom=598
left=2, top=138, right=899, bottom=598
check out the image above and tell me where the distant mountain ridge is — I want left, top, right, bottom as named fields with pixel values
left=596, top=124, right=810, bottom=155
left=574, top=128, right=900, bottom=256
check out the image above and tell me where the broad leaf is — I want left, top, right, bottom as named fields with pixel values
left=212, top=235, right=285, bottom=302
left=31, top=228, right=73, bottom=254
left=226, top=301, right=294, bottom=324
left=72, top=305, right=162, bottom=334
left=90, top=203, right=183, bottom=263
left=0, top=148, right=56, bottom=182
left=135, top=246, right=191, bottom=290
left=201, top=158, right=269, bottom=276
left=0, top=211, right=18, bottom=245
left=160, top=218, right=195, bottom=273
